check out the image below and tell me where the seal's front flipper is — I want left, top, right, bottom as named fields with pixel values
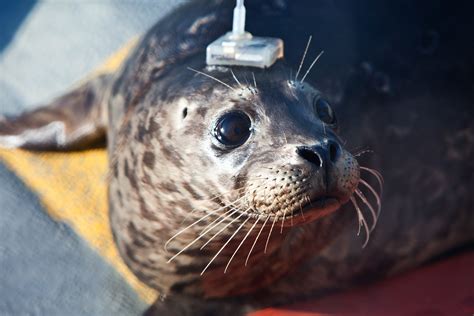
left=0, top=74, right=111, bottom=151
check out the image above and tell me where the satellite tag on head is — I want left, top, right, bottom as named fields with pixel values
left=206, top=0, right=284, bottom=68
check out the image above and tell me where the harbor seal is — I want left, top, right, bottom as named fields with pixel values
left=1, top=0, right=473, bottom=315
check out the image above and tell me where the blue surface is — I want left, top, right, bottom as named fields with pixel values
left=0, top=0, right=184, bottom=114
left=0, top=164, right=146, bottom=315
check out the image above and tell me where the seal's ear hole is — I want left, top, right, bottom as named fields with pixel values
left=182, top=108, right=188, bottom=119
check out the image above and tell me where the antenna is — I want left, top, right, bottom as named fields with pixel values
left=206, top=0, right=284, bottom=68
left=232, top=0, right=246, bottom=37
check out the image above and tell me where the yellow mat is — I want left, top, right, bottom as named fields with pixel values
left=0, top=38, right=156, bottom=304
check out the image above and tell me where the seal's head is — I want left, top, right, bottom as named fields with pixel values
left=110, top=59, right=373, bottom=298
left=185, top=65, right=359, bottom=225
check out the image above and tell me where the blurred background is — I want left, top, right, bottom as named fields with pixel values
left=0, top=0, right=186, bottom=115
left=0, top=1, right=183, bottom=315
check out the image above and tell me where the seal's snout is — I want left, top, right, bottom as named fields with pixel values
left=296, top=139, right=342, bottom=169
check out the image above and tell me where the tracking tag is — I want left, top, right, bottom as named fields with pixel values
left=206, top=0, right=284, bottom=68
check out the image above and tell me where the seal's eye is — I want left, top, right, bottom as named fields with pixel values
left=214, top=111, right=252, bottom=148
left=314, top=98, right=336, bottom=125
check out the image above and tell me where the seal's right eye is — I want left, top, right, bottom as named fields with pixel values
left=314, top=97, right=337, bottom=126
left=214, top=111, right=252, bottom=148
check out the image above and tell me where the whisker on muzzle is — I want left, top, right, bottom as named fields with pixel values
left=200, top=208, right=249, bottom=250
left=360, top=166, right=384, bottom=194
left=245, top=215, right=270, bottom=266
left=350, top=196, right=371, bottom=248
left=355, top=188, right=378, bottom=231
left=201, top=215, right=251, bottom=275
left=224, top=216, right=260, bottom=273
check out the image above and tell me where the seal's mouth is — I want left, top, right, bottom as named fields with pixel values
left=283, top=196, right=341, bottom=226
left=246, top=195, right=342, bottom=227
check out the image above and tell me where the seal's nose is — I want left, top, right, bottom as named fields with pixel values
left=296, top=139, right=341, bottom=168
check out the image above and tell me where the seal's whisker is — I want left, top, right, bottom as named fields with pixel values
left=300, top=50, right=324, bottom=84
left=200, top=207, right=238, bottom=237
left=201, top=216, right=251, bottom=275
left=295, top=35, right=312, bottom=82
left=265, top=215, right=279, bottom=253
left=180, top=187, right=246, bottom=225
left=205, top=186, right=247, bottom=202
left=282, top=131, right=288, bottom=145
left=197, top=195, right=248, bottom=234
left=165, top=206, right=228, bottom=250
left=187, top=67, right=236, bottom=92
left=350, top=196, right=370, bottom=248
left=230, top=69, right=243, bottom=88
left=166, top=207, right=241, bottom=263
left=245, top=215, right=270, bottom=266
left=359, top=179, right=382, bottom=218
left=298, top=200, right=306, bottom=221
left=355, top=188, right=378, bottom=231
left=252, top=72, right=257, bottom=91
left=224, top=217, right=260, bottom=273
left=181, top=194, right=239, bottom=225
left=352, top=149, right=374, bottom=158
left=165, top=195, right=246, bottom=250
left=280, top=212, right=286, bottom=233
left=360, top=166, right=384, bottom=193
left=199, top=208, right=247, bottom=250
left=242, top=74, right=254, bottom=95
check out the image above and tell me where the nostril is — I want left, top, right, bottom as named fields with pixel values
left=328, top=141, right=340, bottom=163
left=297, top=147, right=322, bottom=168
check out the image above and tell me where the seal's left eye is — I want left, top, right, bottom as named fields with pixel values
left=214, top=111, right=252, bottom=148
left=314, top=98, right=336, bottom=125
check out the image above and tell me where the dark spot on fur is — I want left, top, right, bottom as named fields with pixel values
left=123, top=120, right=132, bottom=136
left=174, top=199, right=194, bottom=212
left=116, top=189, right=124, bottom=207
left=233, top=173, right=248, bottom=190
left=123, top=158, right=139, bottom=190
left=130, top=174, right=139, bottom=190
left=196, top=107, right=208, bottom=117
left=113, top=161, right=119, bottom=178
left=182, top=182, right=203, bottom=200
left=213, top=195, right=225, bottom=207
left=124, top=159, right=130, bottom=179
left=167, top=200, right=194, bottom=212
left=160, top=181, right=179, bottom=193
left=137, top=124, right=148, bottom=142
left=124, top=244, right=157, bottom=271
left=148, top=116, right=160, bottom=134
left=138, top=195, right=160, bottom=221
left=143, top=151, right=156, bottom=169
left=182, top=107, right=188, bottom=118
left=142, top=172, right=153, bottom=186
left=124, top=244, right=140, bottom=264
left=128, top=222, right=156, bottom=247
left=124, top=159, right=139, bottom=190
left=198, top=156, right=209, bottom=167
left=161, top=145, right=183, bottom=167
